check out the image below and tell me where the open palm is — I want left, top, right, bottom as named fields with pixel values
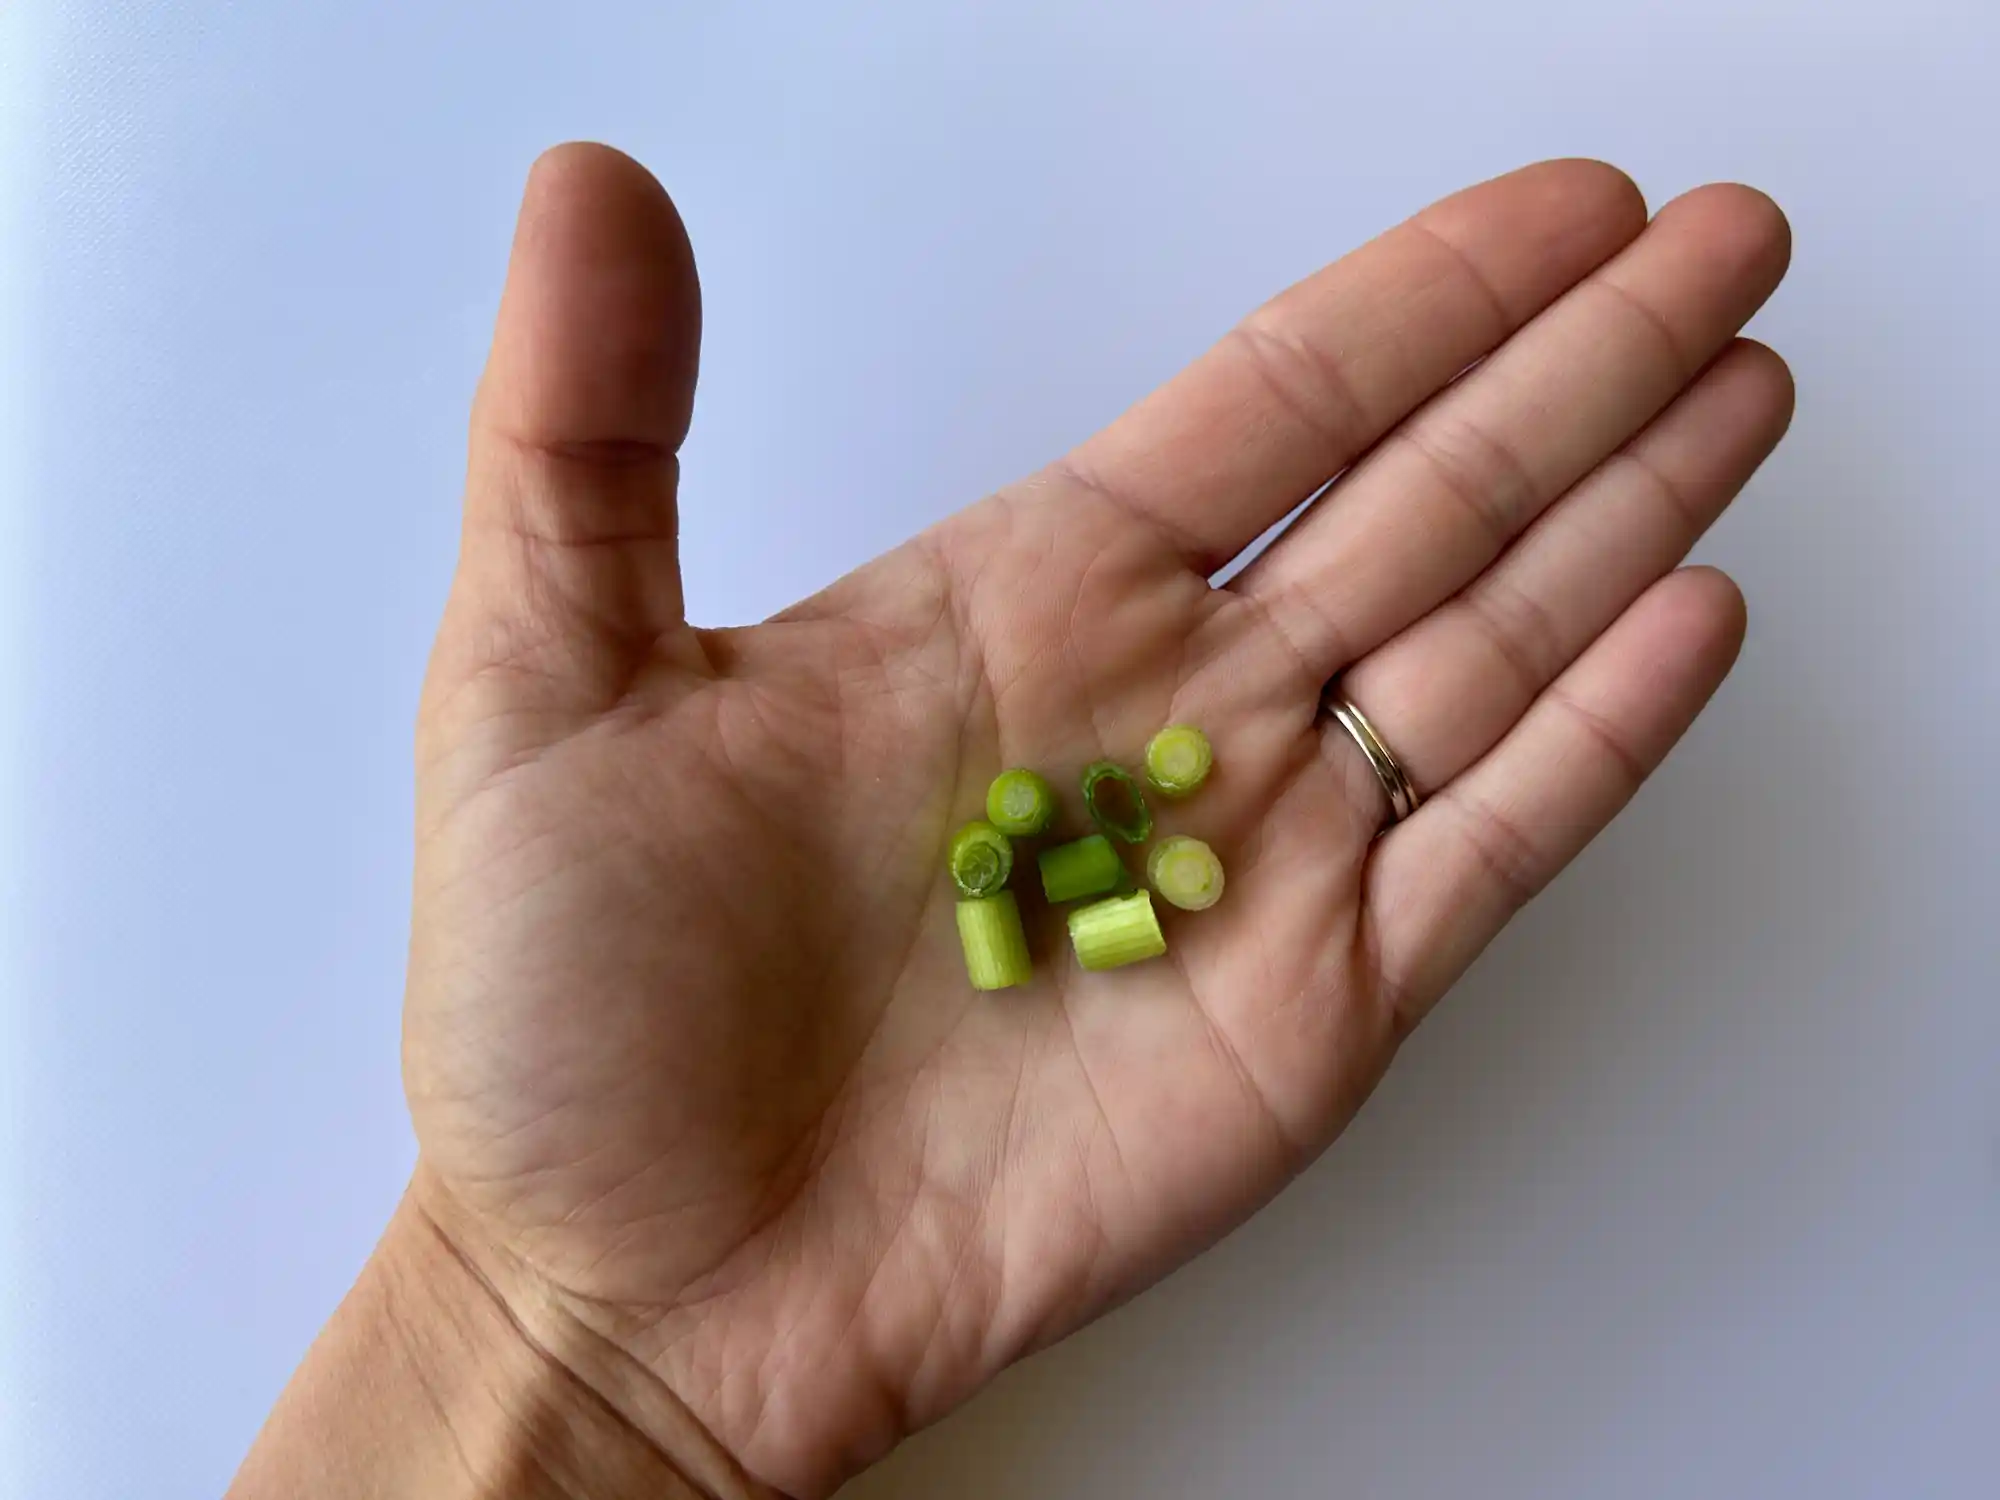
left=402, top=145, right=1791, bottom=1499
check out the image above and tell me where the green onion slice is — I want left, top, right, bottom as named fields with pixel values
left=1081, top=761, right=1153, bottom=844
left=1147, top=835, right=1225, bottom=911
left=1144, top=725, right=1213, bottom=798
left=948, top=820, right=1014, bottom=899
left=986, top=768, right=1056, bottom=837
left=1067, top=890, right=1168, bottom=972
left=1039, top=833, right=1124, bottom=903
left=957, top=892, right=1033, bottom=991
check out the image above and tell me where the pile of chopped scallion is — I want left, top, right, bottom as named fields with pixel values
left=949, top=724, right=1224, bottom=989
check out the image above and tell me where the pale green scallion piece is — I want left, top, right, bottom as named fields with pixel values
left=1081, top=760, right=1153, bottom=844
left=1068, top=890, right=1168, bottom=971
left=986, top=768, right=1056, bottom=837
left=956, top=892, right=1033, bottom=990
left=1144, top=724, right=1214, bottom=798
left=1147, top=835, right=1226, bottom=911
left=1038, top=833, right=1123, bottom=903
left=948, top=820, right=1013, bottom=899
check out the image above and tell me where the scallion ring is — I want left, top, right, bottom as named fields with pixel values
left=986, top=768, right=1056, bottom=837
left=1147, top=835, right=1225, bottom=911
left=1081, top=760, right=1153, bottom=844
left=1143, top=724, right=1213, bottom=798
left=948, top=820, right=1014, bottom=899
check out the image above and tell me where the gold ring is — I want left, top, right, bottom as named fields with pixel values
left=1323, top=690, right=1421, bottom=826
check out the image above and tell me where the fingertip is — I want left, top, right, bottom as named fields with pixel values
left=1512, top=159, right=1649, bottom=252
left=1447, top=157, right=1649, bottom=250
left=1703, top=182, right=1791, bottom=251
left=1665, top=564, right=1749, bottom=669
left=1657, top=182, right=1794, bottom=285
left=1705, top=338, right=1798, bottom=443
left=514, top=142, right=693, bottom=288
left=1724, top=336, right=1797, bottom=405
left=1537, top=157, right=1649, bottom=225
left=524, top=141, right=678, bottom=219
left=483, top=141, right=702, bottom=454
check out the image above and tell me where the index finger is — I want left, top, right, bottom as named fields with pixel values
left=1059, top=160, right=1648, bottom=574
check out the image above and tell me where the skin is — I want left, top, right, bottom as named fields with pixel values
left=231, top=144, right=1793, bottom=1500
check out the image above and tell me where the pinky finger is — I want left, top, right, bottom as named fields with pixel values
left=1364, top=566, right=1747, bottom=1033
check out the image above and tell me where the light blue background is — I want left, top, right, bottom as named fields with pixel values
left=4, top=2, right=1997, bottom=1496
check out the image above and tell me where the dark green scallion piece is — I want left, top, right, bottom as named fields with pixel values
left=1039, top=833, right=1124, bottom=903
left=1081, top=760, right=1152, bottom=844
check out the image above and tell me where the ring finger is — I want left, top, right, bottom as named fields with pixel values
left=1326, top=336, right=1792, bottom=815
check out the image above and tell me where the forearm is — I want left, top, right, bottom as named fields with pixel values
left=229, top=1183, right=765, bottom=1500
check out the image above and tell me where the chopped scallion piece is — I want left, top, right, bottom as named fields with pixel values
left=1039, top=833, right=1124, bottom=903
left=1144, top=725, right=1213, bottom=798
left=1081, top=760, right=1153, bottom=844
left=985, top=768, right=1056, bottom=837
left=1067, top=890, right=1168, bottom=971
left=1147, top=835, right=1225, bottom=911
left=956, top=892, right=1032, bottom=990
left=948, top=820, right=1014, bottom=899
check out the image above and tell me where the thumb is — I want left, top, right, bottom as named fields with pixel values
left=450, top=143, right=703, bottom=707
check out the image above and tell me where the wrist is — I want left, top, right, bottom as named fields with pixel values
left=231, top=1175, right=779, bottom=1500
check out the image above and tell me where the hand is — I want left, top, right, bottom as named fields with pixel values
left=400, top=144, right=1790, bottom=1498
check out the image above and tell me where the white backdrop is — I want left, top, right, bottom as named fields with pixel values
left=4, top=2, right=1997, bottom=1496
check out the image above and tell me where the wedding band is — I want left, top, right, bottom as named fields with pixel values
left=1323, top=691, right=1422, bottom=826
